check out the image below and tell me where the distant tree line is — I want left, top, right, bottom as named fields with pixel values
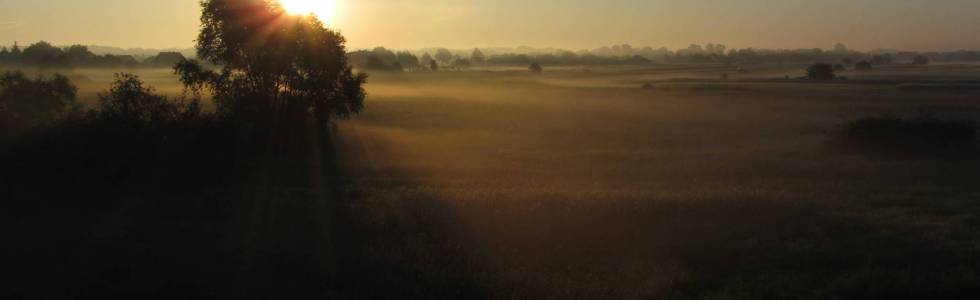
left=343, top=43, right=980, bottom=72
left=0, top=41, right=191, bottom=69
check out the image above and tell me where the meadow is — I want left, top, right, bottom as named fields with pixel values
left=5, top=63, right=980, bottom=299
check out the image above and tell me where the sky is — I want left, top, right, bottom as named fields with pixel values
left=2, top=0, right=979, bottom=51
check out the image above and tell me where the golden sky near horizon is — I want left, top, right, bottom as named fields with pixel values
left=2, top=0, right=979, bottom=51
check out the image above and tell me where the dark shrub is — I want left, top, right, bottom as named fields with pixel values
left=833, top=64, right=846, bottom=72
left=806, top=63, right=836, bottom=80
left=529, top=63, right=543, bottom=74
left=913, top=55, right=930, bottom=65
left=0, top=71, right=80, bottom=131
left=832, top=115, right=978, bottom=157
left=97, top=73, right=201, bottom=127
left=855, top=61, right=873, bottom=71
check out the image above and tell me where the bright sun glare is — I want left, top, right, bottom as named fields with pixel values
left=279, top=0, right=336, bottom=22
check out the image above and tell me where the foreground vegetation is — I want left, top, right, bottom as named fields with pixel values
left=4, top=61, right=980, bottom=299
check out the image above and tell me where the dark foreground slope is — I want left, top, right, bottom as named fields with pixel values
left=0, top=117, right=485, bottom=299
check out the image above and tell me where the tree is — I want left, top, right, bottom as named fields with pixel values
left=22, top=41, right=69, bottom=68
left=10, top=42, right=21, bottom=59
left=371, top=47, right=397, bottom=65
left=855, top=61, right=873, bottom=71
left=833, top=43, right=848, bottom=53
left=420, top=53, right=433, bottom=66
left=65, top=45, right=95, bottom=64
left=396, top=51, right=420, bottom=70
left=175, top=0, right=366, bottom=128
left=529, top=63, right=543, bottom=74
left=364, top=55, right=394, bottom=71
left=453, top=58, right=471, bottom=69
left=833, top=64, right=846, bottom=72
left=912, top=55, right=930, bottom=65
left=625, top=55, right=651, bottom=65
left=842, top=58, right=854, bottom=65
left=429, top=60, right=439, bottom=71
left=471, top=48, right=486, bottom=64
left=434, top=48, right=453, bottom=64
left=98, top=73, right=200, bottom=126
left=806, top=63, right=836, bottom=80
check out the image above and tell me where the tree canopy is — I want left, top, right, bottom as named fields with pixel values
left=176, top=0, right=366, bottom=126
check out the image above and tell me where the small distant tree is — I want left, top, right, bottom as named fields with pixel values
left=855, top=61, right=873, bottom=71
left=65, top=45, right=95, bottom=64
left=429, top=60, right=439, bottom=71
left=396, top=51, right=420, bottom=70
left=625, top=55, right=651, bottom=65
left=842, top=58, right=854, bottom=65
left=806, top=63, right=836, bottom=80
left=453, top=58, right=471, bottom=69
left=833, top=64, right=846, bottom=72
left=912, top=55, right=930, bottom=65
left=471, top=48, right=486, bottom=64
left=22, top=41, right=69, bottom=68
left=434, top=48, right=453, bottom=64
left=420, top=53, right=433, bottom=65
left=364, top=55, right=391, bottom=71
left=529, top=63, right=543, bottom=74
left=872, top=55, right=893, bottom=65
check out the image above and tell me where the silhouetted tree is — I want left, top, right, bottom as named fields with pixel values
left=833, top=64, right=846, bottom=72
left=145, top=52, right=187, bottom=68
left=420, top=53, right=433, bottom=65
left=65, top=45, right=95, bottom=64
left=10, top=42, right=21, bottom=59
left=471, top=48, right=486, bottom=64
left=625, top=55, right=651, bottom=65
left=371, top=47, right=398, bottom=65
left=175, top=0, right=366, bottom=128
left=21, top=41, right=69, bottom=68
left=434, top=48, right=453, bottom=64
left=0, top=71, right=79, bottom=129
left=855, top=61, right=873, bottom=71
left=429, top=60, right=439, bottom=71
left=453, top=58, right=471, bottom=69
left=872, top=55, right=893, bottom=65
left=396, top=51, right=420, bottom=70
left=912, top=55, right=930, bottom=65
left=529, top=63, right=543, bottom=74
left=98, top=73, right=200, bottom=126
left=842, top=58, right=854, bottom=65
left=806, top=63, right=836, bottom=80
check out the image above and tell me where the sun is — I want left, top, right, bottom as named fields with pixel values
left=279, top=0, right=336, bottom=22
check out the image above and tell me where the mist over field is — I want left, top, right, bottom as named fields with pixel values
left=4, top=0, right=980, bottom=299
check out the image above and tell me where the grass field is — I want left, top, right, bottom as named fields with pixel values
left=5, top=63, right=980, bottom=299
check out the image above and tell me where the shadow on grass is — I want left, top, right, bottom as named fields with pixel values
left=0, top=118, right=488, bottom=299
left=829, top=115, right=979, bottom=159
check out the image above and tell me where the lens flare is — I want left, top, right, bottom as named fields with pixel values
left=279, top=0, right=335, bottom=22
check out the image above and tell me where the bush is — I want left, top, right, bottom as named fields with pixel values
left=913, top=55, right=930, bottom=65
left=832, top=115, right=978, bottom=157
left=0, top=71, right=80, bottom=131
left=855, top=61, right=873, bottom=71
left=806, top=63, right=836, bottom=81
left=529, top=63, right=543, bottom=74
left=97, top=73, right=201, bottom=127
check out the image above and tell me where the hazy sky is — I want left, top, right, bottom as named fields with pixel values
left=2, top=0, right=979, bottom=51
